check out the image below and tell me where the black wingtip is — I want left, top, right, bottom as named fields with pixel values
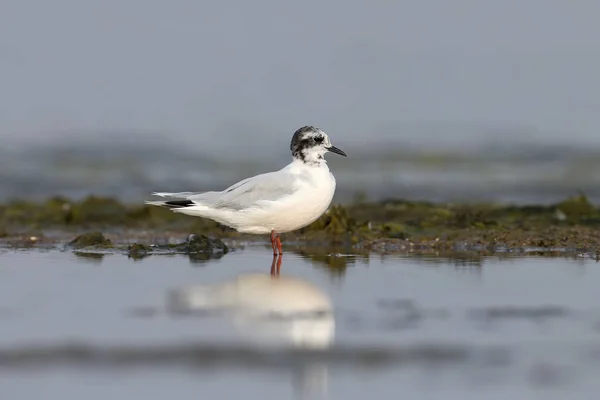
left=163, top=200, right=194, bottom=209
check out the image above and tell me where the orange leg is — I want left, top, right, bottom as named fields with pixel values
left=270, top=230, right=283, bottom=256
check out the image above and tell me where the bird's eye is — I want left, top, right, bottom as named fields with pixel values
left=314, top=136, right=324, bottom=143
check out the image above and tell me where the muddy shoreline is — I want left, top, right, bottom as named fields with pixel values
left=1, top=193, right=599, bottom=257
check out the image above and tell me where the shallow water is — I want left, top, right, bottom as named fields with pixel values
left=1, top=247, right=600, bottom=399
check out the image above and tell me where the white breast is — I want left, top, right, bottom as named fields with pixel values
left=253, top=163, right=336, bottom=234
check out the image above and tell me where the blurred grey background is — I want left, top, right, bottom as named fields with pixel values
left=1, top=0, right=599, bottom=204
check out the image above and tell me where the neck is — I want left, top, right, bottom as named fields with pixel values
left=292, top=148, right=328, bottom=167
left=292, top=155, right=328, bottom=168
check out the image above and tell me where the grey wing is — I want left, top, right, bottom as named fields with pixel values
left=190, top=170, right=298, bottom=211
left=152, top=191, right=222, bottom=202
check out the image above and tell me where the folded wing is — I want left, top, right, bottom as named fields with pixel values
left=150, top=170, right=299, bottom=211
left=198, top=171, right=298, bottom=210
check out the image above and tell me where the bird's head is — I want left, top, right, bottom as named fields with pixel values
left=290, top=126, right=346, bottom=165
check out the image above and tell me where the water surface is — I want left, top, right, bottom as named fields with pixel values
left=1, top=247, right=599, bottom=399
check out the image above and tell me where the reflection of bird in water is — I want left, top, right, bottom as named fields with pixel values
left=167, top=271, right=334, bottom=348
left=166, top=258, right=334, bottom=396
left=270, top=254, right=282, bottom=276
left=146, top=126, right=346, bottom=256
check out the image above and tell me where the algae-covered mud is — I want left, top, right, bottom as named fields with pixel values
left=1, top=193, right=600, bottom=256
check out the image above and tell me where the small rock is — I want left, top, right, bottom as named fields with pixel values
left=68, top=232, right=112, bottom=249
left=184, top=234, right=228, bottom=254
left=128, top=243, right=152, bottom=259
left=149, top=234, right=229, bottom=260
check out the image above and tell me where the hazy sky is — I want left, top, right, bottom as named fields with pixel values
left=1, top=0, right=600, bottom=149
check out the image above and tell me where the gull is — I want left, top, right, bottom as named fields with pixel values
left=146, top=126, right=347, bottom=255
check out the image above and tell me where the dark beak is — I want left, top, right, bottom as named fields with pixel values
left=327, top=145, right=347, bottom=157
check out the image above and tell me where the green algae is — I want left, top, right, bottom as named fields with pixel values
left=2, top=192, right=600, bottom=252
left=1, top=197, right=73, bottom=228
left=556, top=192, right=596, bottom=220
left=163, top=234, right=229, bottom=255
left=63, top=233, right=229, bottom=262
left=302, top=193, right=600, bottom=251
left=71, top=196, right=128, bottom=225
left=127, top=243, right=153, bottom=260
left=68, top=232, right=112, bottom=249
left=380, top=222, right=410, bottom=239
